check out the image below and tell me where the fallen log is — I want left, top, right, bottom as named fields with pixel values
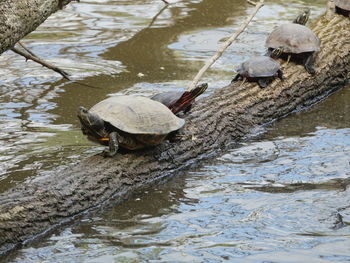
left=0, top=0, right=74, bottom=55
left=0, top=13, right=349, bottom=254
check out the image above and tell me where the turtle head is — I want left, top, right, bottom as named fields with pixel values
left=77, top=106, right=106, bottom=138
left=270, top=46, right=285, bottom=59
left=197, top=83, right=208, bottom=89
left=293, top=8, right=310, bottom=25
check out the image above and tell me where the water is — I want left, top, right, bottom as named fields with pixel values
left=1, top=0, right=350, bottom=262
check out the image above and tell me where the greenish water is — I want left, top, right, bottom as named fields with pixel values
left=1, top=0, right=349, bottom=262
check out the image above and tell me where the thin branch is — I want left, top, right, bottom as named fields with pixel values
left=246, top=0, right=257, bottom=6
left=11, top=44, right=102, bottom=89
left=147, top=3, right=170, bottom=28
left=161, top=0, right=169, bottom=4
left=326, top=0, right=335, bottom=18
left=18, top=41, right=38, bottom=57
left=188, top=0, right=264, bottom=91
left=11, top=45, right=71, bottom=80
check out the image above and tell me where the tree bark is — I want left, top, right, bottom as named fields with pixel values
left=0, top=14, right=349, bottom=254
left=0, top=0, right=73, bottom=55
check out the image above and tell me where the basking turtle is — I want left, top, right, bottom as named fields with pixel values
left=335, top=0, right=350, bottom=17
left=77, top=96, right=185, bottom=157
left=265, top=9, right=320, bottom=74
left=151, top=83, right=208, bottom=115
left=231, top=47, right=285, bottom=88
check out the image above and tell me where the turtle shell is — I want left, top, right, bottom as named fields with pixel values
left=238, top=56, right=281, bottom=78
left=90, top=95, right=185, bottom=135
left=266, top=23, right=320, bottom=54
left=335, top=0, right=350, bottom=11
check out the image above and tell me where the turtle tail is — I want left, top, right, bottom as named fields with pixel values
left=168, top=83, right=208, bottom=114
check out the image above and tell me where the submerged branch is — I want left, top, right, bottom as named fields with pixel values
left=11, top=45, right=71, bottom=80
left=12, top=42, right=103, bottom=89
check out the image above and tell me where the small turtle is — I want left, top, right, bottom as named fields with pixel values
left=335, top=0, right=350, bottom=17
left=77, top=96, right=185, bottom=157
left=231, top=47, right=285, bottom=88
left=266, top=9, right=320, bottom=74
left=151, top=83, right=208, bottom=115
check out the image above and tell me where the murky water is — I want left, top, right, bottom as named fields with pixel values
left=1, top=0, right=350, bottom=262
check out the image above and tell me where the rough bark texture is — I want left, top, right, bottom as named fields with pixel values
left=0, top=14, right=349, bottom=254
left=0, top=0, right=73, bottom=55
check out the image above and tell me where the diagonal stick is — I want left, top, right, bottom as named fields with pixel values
left=188, top=0, right=265, bottom=91
left=11, top=45, right=71, bottom=80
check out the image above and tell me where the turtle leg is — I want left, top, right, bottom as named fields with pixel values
left=257, top=78, right=271, bottom=88
left=231, top=74, right=241, bottom=83
left=277, top=69, right=285, bottom=80
left=103, top=132, right=119, bottom=157
left=304, top=53, right=316, bottom=75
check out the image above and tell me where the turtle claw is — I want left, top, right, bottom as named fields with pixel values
left=231, top=74, right=241, bottom=83
left=102, top=150, right=114, bottom=158
left=277, top=70, right=285, bottom=80
left=304, top=53, right=316, bottom=75
left=305, top=66, right=316, bottom=75
left=257, top=78, right=271, bottom=88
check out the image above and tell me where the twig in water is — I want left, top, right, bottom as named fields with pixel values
left=18, top=41, right=38, bottom=58
left=70, top=80, right=103, bottom=89
left=247, top=0, right=257, bottom=6
left=147, top=3, right=170, bottom=28
left=188, top=0, right=265, bottom=91
left=11, top=43, right=102, bottom=89
left=11, top=45, right=71, bottom=80
left=161, top=0, right=169, bottom=4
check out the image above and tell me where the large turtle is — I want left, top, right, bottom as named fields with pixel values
left=335, top=0, right=350, bottom=17
left=77, top=96, right=185, bottom=157
left=151, top=83, right=208, bottom=115
left=265, top=9, right=320, bottom=74
left=231, top=47, right=285, bottom=88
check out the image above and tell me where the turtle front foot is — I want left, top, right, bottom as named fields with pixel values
left=102, top=132, right=119, bottom=157
left=231, top=74, right=241, bottom=84
left=257, top=78, right=272, bottom=88
left=102, top=150, right=117, bottom=158
left=305, top=65, right=316, bottom=75
left=304, top=53, right=316, bottom=75
left=168, top=132, right=185, bottom=143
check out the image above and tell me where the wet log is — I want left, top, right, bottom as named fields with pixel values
left=0, top=0, right=74, bottom=55
left=0, top=14, right=349, bottom=254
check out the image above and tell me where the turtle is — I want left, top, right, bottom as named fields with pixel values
left=77, top=95, right=185, bottom=157
left=151, top=83, right=208, bottom=115
left=335, top=0, right=350, bottom=17
left=265, top=9, right=320, bottom=75
left=231, top=47, right=285, bottom=88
